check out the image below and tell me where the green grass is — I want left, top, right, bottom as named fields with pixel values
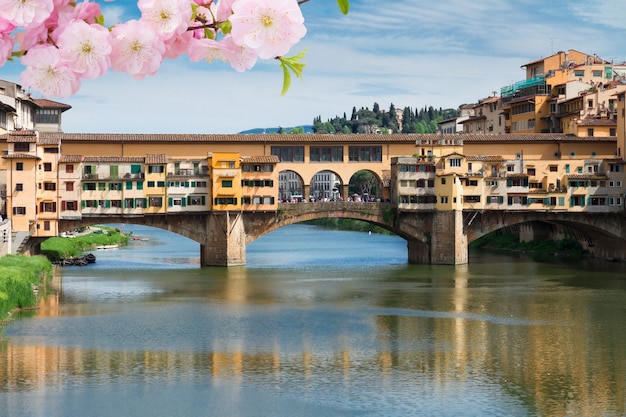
left=0, top=255, right=52, bottom=322
left=40, top=226, right=130, bottom=260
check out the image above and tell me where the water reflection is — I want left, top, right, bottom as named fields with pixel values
left=1, top=224, right=625, bottom=417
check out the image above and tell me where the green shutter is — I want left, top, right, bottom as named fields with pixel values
left=106, top=200, right=111, bottom=208
left=131, top=164, right=141, bottom=174
left=81, top=200, right=86, bottom=208
left=126, top=181, right=132, bottom=190
left=168, top=197, right=172, bottom=207
left=201, top=196, right=206, bottom=205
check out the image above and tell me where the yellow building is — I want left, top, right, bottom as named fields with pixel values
left=241, top=155, right=279, bottom=211
left=209, top=152, right=242, bottom=211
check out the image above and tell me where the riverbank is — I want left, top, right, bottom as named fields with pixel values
left=40, top=225, right=130, bottom=263
left=0, top=255, right=53, bottom=327
left=470, top=231, right=588, bottom=257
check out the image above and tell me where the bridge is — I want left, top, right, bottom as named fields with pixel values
left=37, top=203, right=626, bottom=266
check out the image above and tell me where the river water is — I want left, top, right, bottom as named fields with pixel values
left=1, top=224, right=625, bottom=417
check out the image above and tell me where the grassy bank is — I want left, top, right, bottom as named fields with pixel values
left=39, top=226, right=129, bottom=261
left=305, top=218, right=394, bottom=235
left=470, top=232, right=588, bottom=257
left=0, top=255, right=53, bottom=324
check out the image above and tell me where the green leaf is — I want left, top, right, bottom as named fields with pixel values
left=278, top=49, right=307, bottom=95
left=337, top=0, right=350, bottom=14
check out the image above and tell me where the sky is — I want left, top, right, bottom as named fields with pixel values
left=1, top=0, right=626, bottom=134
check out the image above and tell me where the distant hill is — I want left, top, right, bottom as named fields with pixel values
left=238, top=125, right=314, bottom=134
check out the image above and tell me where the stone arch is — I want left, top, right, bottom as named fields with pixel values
left=309, top=169, right=345, bottom=201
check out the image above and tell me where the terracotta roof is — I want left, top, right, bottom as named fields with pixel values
left=59, top=155, right=83, bottom=163
left=242, top=155, right=280, bottom=163
left=83, top=156, right=145, bottom=163
left=466, top=155, right=504, bottom=162
left=38, top=133, right=419, bottom=144
left=5, top=130, right=37, bottom=142
left=38, top=136, right=60, bottom=145
left=566, top=174, right=608, bottom=180
left=577, top=118, right=617, bottom=126
left=146, top=154, right=167, bottom=164
left=32, top=98, right=72, bottom=111
left=3, top=153, right=40, bottom=159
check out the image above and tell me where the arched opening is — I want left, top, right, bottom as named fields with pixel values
left=348, top=170, right=384, bottom=202
left=309, top=170, right=344, bottom=201
left=277, top=170, right=304, bottom=202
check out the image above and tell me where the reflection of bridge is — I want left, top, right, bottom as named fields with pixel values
left=43, top=202, right=626, bottom=266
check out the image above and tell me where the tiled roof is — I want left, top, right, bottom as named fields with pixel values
left=242, top=155, right=280, bottom=163
left=577, top=118, right=617, bottom=126
left=32, top=99, right=71, bottom=110
left=59, top=155, right=83, bottom=163
left=146, top=154, right=167, bottom=164
left=5, top=130, right=37, bottom=142
left=566, top=174, right=608, bottom=180
left=83, top=156, right=145, bottom=163
left=39, top=133, right=419, bottom=144
left=3, top=153, right=40, bottom=159
left=38, top=136, right=60, bottom=145
left=466, top=155, right=504, bottom=162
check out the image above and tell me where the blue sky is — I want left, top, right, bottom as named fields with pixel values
left=1, top=0, right=625, bottom=134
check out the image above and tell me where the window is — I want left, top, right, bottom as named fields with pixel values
left=65, top=164, right=74, bottom=173
left=592, top=70, right=602, bottom=77
left=110, top=200, right=122, bottom=208
left=222, top=180, right=233, bottom=188
left=39, top=202, right=56, bottom=212
left=43, top=221, right=50, bottom=231
left=440, top=197, right=448, bottom=204
left=34, top=109, right=60, bottom=123
left=147, top=181, right=155, bottom=187
left=587, top=128, right=594, bottom=137
left=310, top=146, right=343, bottom=162
left=43, top=163, right=52, bottom=171
left=109, top=183, right=122, bottom=191
left=271, top=146, right=304, bottom=162
left=14, top=142, right=29, bottom=152
left=98, top=182, right=106, bottom=191
left=507, top=165, right=514, bottom=172
left=449, top=158, right=461, bottom=167
left=148, top=165, right=164, bottom=173
left=83, top=183, right=96, bottom=191
left=44, top=182, right=56, bottom=191
left=527, top=168, right=536, bottom=176
left=62, top=201, right=77, bottom=211
left=574, top=70, right=584, bottom=77
left=13, top=207, right=26, bottom=215
left=441, top=178, right=446, bottom=185
left=214, top=197, right=237, bottom=205
left=549, top=165, right=558, bottom=172
left=149, top=197, right=163, bottom=207
left=16, top=162, right=23, bottom=171
left=44, top=147, right=58, bottom=153
left=188, top=196, right=205, bottom=206
left=348, top=146, right=382, bottom=162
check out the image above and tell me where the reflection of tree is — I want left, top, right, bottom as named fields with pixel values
left=349, top=170, right=378, bottom=197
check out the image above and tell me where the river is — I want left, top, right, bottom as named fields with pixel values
left=1, top=224, right=625, bottom=417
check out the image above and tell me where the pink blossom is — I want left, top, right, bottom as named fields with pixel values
left=0, top=33, right=13, bottom=67
left=138, top=0, right=191, bottom=40
left=215, top=0, right=235, bottom=22
left=0, top=16, right=16, bottom=33
left=110, top=19, right=165, bottom=79
left=57, top=20, right=111, bottom=79
left=230, top=0, right=305, bottom=59
left=0, top=0, right=55, bottom=28
left=20, top=44, right=80, bottom=98
left=163, top=30, right=194, bottom=59
left=220, top=35, right=258, bottom=72
left=187, top=37, right=227, bottom=63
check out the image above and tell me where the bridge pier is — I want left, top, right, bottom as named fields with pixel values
left=429, top=210, right=468, bottom=265
left=200, top=212, right=246, bottom=267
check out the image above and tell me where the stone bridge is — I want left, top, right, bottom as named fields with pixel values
left=46, top=203, right=626, bottom=266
